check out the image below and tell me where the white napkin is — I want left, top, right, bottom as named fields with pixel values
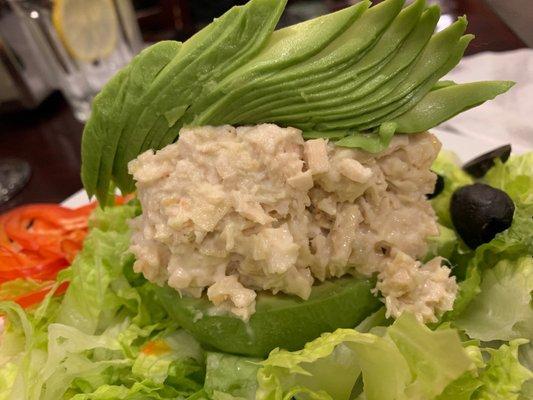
left=432, top=48, right=533, bottom=159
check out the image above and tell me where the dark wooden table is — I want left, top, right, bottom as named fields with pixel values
left=0, top=92, right=84, bottom=212
left=0, top=0, right=526, bottom=212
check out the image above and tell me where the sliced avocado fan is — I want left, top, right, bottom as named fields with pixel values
left=81, top=0, right=513, bottom=204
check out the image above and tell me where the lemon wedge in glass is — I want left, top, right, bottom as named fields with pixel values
left=52, top=0, right=118, bottom=61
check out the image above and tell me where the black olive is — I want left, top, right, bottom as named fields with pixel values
left=427, top=173, right=444, bottom=199
left=463, top=144, right=511, bottom=178
left=450, top=183, right=515, bottom=249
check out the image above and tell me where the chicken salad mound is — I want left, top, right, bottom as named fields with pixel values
left=129, top=124, right=456, bottom=322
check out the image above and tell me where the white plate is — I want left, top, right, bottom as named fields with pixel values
left=61, top=190, right=92, bottom=208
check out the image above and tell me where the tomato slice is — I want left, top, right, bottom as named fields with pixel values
left=0, top=247, right=69, bottom=282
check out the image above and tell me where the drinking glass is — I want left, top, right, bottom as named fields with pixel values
left=4, top=0, right=143, bottom=121
left=0, top=158, right=31, bottom=206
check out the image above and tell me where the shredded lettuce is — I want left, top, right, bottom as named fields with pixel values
left=442, top=153, right=533, bottom=398
left=437, top=340, right=533, bottom=400
left=0, top=203, right=273, bottom=400
left=442, top=264, right=481, bottom=322
left=0, top=203, right=205, bottom=399
left=256, top=316, right=532, bottom=400
left=436, top=371, right=484, bottom=400
left=0, top=362, right=17, bottom=400
left=484, top=153, right=533, bottom=204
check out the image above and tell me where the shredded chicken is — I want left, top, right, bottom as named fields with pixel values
left=375, top=250, right=457, bottom=323
left=129, top=124, right=457, bottom=321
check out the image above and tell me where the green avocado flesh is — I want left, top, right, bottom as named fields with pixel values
left=154, top=277, right=381, bottom=357
left=81, top=0, right=513, bottom=205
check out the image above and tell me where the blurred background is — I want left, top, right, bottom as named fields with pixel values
left=0, top=0, right=531, bottom=211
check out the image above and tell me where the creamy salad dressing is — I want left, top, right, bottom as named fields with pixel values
left=128, top=124, right=457, bottom=322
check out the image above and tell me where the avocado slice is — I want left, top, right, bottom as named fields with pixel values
left=196, top=0, right=403, bottom=126
left=335, top=122, right=398, bottom=152
left=81, top=64, right=131, bottom=199
left=102, top=10, right=243, bottom=193
left=319, top=33, right=473, bottom=132
left=352, top=35, right=474, bottom=131
left=264, top=11, right=464, bottom=129
left=152, top=0, right=370, bottom=154
left=393, top=81, right=515, bottom=133
left=143, top=0, right=295, bottom=154
left=241, top=4, right=439, bottom=125
left=154, top=276, right=381, bottom=358
left=304, top=122, right=398, bottom=153
left=92, top=41, right=181, bottom=203
left=110, top=0, right=286, bottom=193
left=291, top=0, right=427, bottom=98
left=311, top=17, right=468, bottom=127
left=250, top=17, right=469, bottom=141
left=230, top=0, right=427, bottom=124
left=186, top=1, right=370, bottom=126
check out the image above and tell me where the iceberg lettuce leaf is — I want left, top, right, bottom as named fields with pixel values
left=438, top=341, right=532, bottom=400
left=484, top=153, right=533, bottom=205
left=474, top=340, right=533, bottom=400
left=204, top=352, right=261, bottom=400
left=455, top=257, right=533, bottom=342
left=467, top=153, right=533, bottom=272
left=257, top=313, right=472, bottom=400
left=425, top=223, right=459, bottom=262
